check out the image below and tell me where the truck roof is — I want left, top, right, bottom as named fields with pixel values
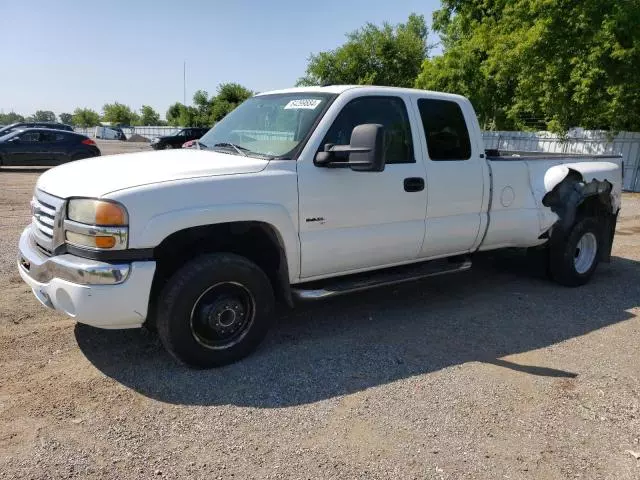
left=256, top=85, right=468, bottom=102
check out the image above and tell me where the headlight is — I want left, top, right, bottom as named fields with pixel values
left=65, top=199, right=128, bottom=250
left=68, top=199, right=127, bottom=225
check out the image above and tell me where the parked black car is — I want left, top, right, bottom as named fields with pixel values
left=150, top=127, right=209, bottom=150
left=0, top=128, right=100, bottom=167
left=0, top=122, right=74, bottom=137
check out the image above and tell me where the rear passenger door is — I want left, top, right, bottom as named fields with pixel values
left=412, top=98, right=486, bottom=258
left=50, top=133, right=74, bottom=164
left=37, top=132, right=63, bottom=165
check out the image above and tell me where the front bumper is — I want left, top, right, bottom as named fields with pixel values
left=17, top=227, right=156, bottom=329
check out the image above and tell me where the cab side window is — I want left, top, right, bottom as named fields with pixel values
left=418, top=99, right=472, bottom=161
left=18, top=132, right=40, bottom=142
left=320, top=96, right=415, bottom=164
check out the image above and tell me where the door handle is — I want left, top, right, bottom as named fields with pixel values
left=404, top=177, right=425, bottom=192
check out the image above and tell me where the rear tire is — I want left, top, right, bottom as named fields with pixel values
left=156, top=253, right=275, bottom=368
left=549, top=217, right=602, bottom=287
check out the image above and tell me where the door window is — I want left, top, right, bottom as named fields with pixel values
left=18, top=132, right=40, bottom=142
left=40, top=132, right=56, bottom=142
left=320, top=96, right=414, bottom=164
left=417, top=99, right=472, bottom=161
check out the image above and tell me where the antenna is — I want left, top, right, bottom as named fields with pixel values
left=183, top=61, right=186, bottom=105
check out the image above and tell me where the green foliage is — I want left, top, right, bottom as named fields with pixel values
left=166, top=84, right=253, bottom=126
left=209, top=83, right=253, bottom=122
left=298, top=14, right=430, bottom=87
left=192, top=89, right=212, bottom=125
left=72, top=108, right=101, bottom=127
left=165, top=102, right=184, bottom=126
left=0, top=112, right=25, bottom=125
left=416, top=0, right=640, bottom=132
left=32, top=110, right=56, bottom=122
left=139, top=105, right=161, bottom=126
left=102, top=102, right=137, bottom=125
left=58, top=113, right=73, bottom=125
left=165, top=102, right=198, bottom=127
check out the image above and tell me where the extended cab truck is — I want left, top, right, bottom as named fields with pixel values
left=17, top=86, right=623, bottom=368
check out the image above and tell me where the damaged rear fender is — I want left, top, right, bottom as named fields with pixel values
left=541, top=162, right=621, bottom=262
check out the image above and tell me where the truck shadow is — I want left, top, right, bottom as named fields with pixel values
left=75, top=251, right=640, bottom=408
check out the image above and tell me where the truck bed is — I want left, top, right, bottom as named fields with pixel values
left=485, top=149, right=622, bottom=162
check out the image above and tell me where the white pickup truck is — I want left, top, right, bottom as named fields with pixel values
left=18, top=86, right=623, bottom=367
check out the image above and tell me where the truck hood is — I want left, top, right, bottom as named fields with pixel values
left=36, top=149, right=270, bottom=198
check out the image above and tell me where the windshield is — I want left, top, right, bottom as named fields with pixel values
left=0, top=127, right=17, bottom=137
left=198, top=93, right=335, bottom=158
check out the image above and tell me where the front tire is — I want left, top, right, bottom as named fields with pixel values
left=549, top=217, right=602, bottom=287
left=156, top=253, right=275, bottom=368
left=163, top=143, right=173, bottom=150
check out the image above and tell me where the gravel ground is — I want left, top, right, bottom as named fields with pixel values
left=0, top=150, right=639, bottom=479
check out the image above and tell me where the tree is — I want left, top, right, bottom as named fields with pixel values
left=59, top=113, right=73, bottom=125
left=32, top=110, right=56, bottom=122
left=139, top=105, right=160, bottom=126
left=166, top=102, right=185, bottom=126
left=0, top=112, right=25, bottom=125
left=416, top=0, right=640, bottom=132
left=72, top=108, right=101, bottom=127
left=166, top=84, right=252, bottom=126
left=297, top=14, right=430, bottom=88
left=165, top=102, right=198, bottom=127
left=102, top=102, right=137, bottom=125
left=209, top=83, right=252, bottom=122
left=192, top=90, right=212, bottom=125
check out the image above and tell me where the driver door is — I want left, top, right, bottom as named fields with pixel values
left=2, top=131, right=43, bottom=166
left=297, top=95, right=428, bottom=279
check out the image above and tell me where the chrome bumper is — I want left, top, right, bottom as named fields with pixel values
left=17, top=226, right=156, bottom=329
left=18, top=226, right=130, bottom=285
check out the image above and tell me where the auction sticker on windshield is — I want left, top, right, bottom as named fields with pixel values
left=284, top=99, right=322, bottom=110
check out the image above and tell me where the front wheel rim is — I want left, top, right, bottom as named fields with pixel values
left=189, top=282, right=255, bottom=350
left=574, top=232, right=598, bottom=274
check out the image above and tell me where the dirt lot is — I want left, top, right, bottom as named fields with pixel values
left=1, top=148, right=639, bottom=479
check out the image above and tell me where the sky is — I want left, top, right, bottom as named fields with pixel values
left=0, top=0, right=441, bottom=119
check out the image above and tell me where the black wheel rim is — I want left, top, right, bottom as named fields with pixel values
left=189, top=282, right=255, bottom=350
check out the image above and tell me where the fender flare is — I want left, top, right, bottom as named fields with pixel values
left=135, top=203, right=300, bottom=282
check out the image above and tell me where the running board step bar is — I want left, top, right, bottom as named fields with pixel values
left=292, top=257, right=472, bottom=301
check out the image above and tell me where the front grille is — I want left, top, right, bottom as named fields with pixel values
left=31, top=190, right=65, bottom=256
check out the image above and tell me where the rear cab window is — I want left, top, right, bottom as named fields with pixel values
left=417, top=98, right=472, bottom=161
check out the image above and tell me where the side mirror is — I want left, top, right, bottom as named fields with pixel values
left=8, top=137, right=20, bottom=143
left=314, top=124, right=386, bottom=172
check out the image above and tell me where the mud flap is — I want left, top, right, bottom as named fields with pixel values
left=600, top=211, right=618, bottom=263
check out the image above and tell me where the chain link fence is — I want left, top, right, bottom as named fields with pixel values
left=73, top=126, right=180, bottom=139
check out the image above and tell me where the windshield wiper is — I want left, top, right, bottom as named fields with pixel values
left=213, top=142, right=248, bottom=157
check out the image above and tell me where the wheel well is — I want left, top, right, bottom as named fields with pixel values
left=147, top=222, right=292, bottom=327
left=543, top=170, right=618, bottom=263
